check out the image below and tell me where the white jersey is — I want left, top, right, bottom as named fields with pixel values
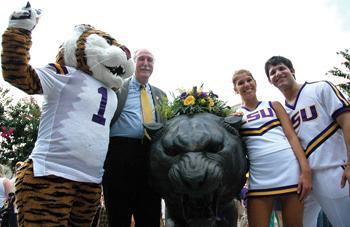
left=284, top=81, right=349, bottom=169
left=239, top=101, right=300, bottom=197
left=30, top=64, right=117, bottom=183
left=239, top=101, right=291, bottom=159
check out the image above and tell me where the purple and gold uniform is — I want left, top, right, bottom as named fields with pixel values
left=284, top=81, right=350, bottom=227
left=239, top=101, right=300, bottom=198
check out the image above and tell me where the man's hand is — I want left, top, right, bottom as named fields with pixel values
left=231, top=111, right=243, bottom=117
left=298, top=169, right=312, bottom=201
left=340, top=164, right=350, bottom=196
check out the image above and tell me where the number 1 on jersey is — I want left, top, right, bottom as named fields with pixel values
left=92, top=87, right=107, bottom=125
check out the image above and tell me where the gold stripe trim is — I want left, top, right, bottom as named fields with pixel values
left=329, top=82, right=349, bottom=105
left=53, top=63, right=65, bottom=75
left=305, top=122, right=338, bottom=156
left=241, top=120, right=280, bottom=135
left=247, top=187, right=298, bottom=197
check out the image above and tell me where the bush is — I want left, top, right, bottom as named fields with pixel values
left=0, top=87, right=40, bottom=172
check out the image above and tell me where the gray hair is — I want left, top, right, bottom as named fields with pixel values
left=133, top=49, right=154, bottom=62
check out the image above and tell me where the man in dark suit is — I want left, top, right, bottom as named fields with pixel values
left=103, top=49, right=167, bottom=227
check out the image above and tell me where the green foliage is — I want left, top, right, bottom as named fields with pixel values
left=328, top=49, right=350, bottom=94
left=157, top=85, right=232, bottom=120
left=0, top=87, right=40, bottom=171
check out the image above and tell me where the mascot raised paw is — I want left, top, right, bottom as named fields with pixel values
left=1, top=2, right=134, bottom=226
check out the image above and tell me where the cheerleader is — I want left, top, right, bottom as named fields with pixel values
left=232, top=69, right=311, bottom=227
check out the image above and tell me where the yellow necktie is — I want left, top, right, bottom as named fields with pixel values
left=140, top=85, right=153, bottom=139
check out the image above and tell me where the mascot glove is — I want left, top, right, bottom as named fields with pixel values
left=8, top=2, right=42, bottom=31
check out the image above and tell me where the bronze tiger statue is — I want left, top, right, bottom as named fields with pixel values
left=145, top=113, right=248, bottom=227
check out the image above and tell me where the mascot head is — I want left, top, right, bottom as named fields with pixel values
left=56, top=24, right=134, bottom=90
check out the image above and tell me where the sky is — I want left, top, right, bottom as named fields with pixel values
left=0, top=0, right=350, bottom=106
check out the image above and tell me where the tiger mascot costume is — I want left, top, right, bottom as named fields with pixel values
left=1, top=3, right=134, bottom=226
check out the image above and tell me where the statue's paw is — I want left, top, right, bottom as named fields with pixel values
left=8, top=2, right=42, bottom=31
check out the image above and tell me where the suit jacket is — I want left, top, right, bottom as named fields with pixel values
left=111, top=78, right=167, bottom=126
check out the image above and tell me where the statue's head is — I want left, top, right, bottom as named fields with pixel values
left=145, top=113, right=248, bottom=225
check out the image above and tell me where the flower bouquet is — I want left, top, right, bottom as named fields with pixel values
left=158, top=84, right=232, bottom=120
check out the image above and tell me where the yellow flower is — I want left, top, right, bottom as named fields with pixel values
left=184, top=95, right=195, bottom=106
left=208, top=97, right=214, bottom=107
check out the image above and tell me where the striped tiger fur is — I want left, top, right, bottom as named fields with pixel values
left=56, top=24, right=127, bottom=77
left=1, top=28, right=42, bottom=94
left=15, top=160, right=101, bottom=227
